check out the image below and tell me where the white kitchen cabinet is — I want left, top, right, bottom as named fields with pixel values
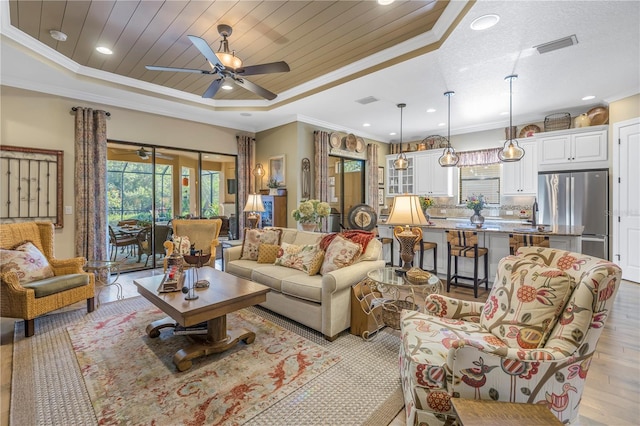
left=386, top=154, right=415, bottom=195
left=501, top=140, right=538, bottom=195
left=538, top=127, right=607, bottom=171
left=414, top=151, right=455, bottom=197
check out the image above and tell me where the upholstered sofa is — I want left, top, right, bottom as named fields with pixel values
left=224, top=227, right=385, bottom=340
left=399, top=247, right=622, bottom=425
left=0, top=222, right=95, bottom=337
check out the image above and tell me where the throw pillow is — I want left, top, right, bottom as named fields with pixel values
left=0, top=241, right=54, bottom=284
left=480, top=257, right=573, bottom=349
left=257, top=243, right=280, bottom=264
left=320, top=234, right=363, bottom=275
left=274, top=242, right=323, bottom=275
left=171, top=235, right=191, bottom=255
left=240, top=228, right=283, bottom=261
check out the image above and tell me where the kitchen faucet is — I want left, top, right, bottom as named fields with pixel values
left=531, top=198, right=538, bottom=228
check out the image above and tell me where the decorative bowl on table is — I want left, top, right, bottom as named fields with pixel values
left=405, top=267, right=432, bottom=285
left=183, top=252, right=211, bottom=267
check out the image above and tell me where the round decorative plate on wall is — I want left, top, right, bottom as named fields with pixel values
left=355, top=137, right=365, bottom=153
left=345, top=133, right=357, bottom=151
left=518, top=124, right=541, bottom=138
left=348, top=204, right=377, bottom=231
left=329, top=132, right=341, bottom=148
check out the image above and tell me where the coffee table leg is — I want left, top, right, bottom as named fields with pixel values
left=146, top=316, right=177, bottom=338
left=172, top=314, right=256, bottom=372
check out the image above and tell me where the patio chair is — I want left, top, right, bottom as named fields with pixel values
left=109, top=225, right=138, bottom=261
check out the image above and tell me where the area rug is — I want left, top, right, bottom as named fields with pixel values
left=11, top=297, right=404, bottom=425
left=67, top=307, right=340, bottom=425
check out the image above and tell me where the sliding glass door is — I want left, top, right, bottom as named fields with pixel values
left=327, top=156, right=365, bottom=231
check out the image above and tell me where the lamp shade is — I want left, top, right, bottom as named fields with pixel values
left=386, top=195, right=428, bottom=226
left=243, top=194, right=265, bottom=212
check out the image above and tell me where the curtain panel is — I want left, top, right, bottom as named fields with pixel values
left=367, top=143, right=379, bottom=209
left=313, top=131, right=330, bottom=232
left=74, top=107, right=108, bottom=262
left=236, top=135, right=255, bottom=237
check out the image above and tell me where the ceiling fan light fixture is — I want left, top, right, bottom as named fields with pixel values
left=499, top=74, right=525, bottom=162
left=215, top=52, right=242, bottom=70
left=393, top=103, right=408, bottom=171
left=439, top=91, right=459, bottom=167
left=49, top=29, right=67, bottom=41
left=221, top=79, right=233, bottom=90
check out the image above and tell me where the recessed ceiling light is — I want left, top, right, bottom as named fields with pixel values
left=363, top=123, right=371, bottom=127
left=49, top=30, right=67, bottom=41
left=240, top=112, right=252, bottom=117
left=438, top=122, right=446, bottom=127
left=582, top=95, right=596, bottom=101
left=389, top=132, right=397, bottom=136
left=470, top=14, right=500, bottom=31
left=378, top=0, right=395, bottom=5
left=96, top=46, right=113, bottom=55
left=426, top=108, right=436, bottom=113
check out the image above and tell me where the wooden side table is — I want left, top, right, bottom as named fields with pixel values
left=451, top=398, right=562, bottom=426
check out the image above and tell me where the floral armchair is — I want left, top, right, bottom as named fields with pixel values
left=399, top=247, right=622, bottom=425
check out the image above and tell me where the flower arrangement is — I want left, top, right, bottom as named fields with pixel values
left=419, top=196, right=434, bottom=211
left=266, top=177, right=279, bottom=189
left=291, top=199, right=331, bottom=224
left=466, top=194, right=486, bottom=212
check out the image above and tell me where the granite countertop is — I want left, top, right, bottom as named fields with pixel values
left=380, top=219, right=584, bottom=237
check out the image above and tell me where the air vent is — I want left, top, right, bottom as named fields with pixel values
left=355, top=96, right=379, bottom=105
left=534, top=34, right=578, bottom=54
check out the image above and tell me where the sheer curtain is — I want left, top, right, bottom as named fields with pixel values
left=74, top=107, right=108, bottom=261
left=367, top=143, right=379, bottom=209
left=314, top=131, right=330, bottom=232
left=237, top=135, right=255, bottom=236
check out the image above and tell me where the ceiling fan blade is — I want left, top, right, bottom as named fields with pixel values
left=236, top=61, right=290, bottom=76
left=187, top=35, right=223, bottom=69
left=145, top=65, right=213, bottom=74
left=233, top=77, right=277, bottom=101
left=203, top=79, right=224, bottom=98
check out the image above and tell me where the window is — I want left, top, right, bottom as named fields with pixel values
left=459, top=164, right=501, bottom=204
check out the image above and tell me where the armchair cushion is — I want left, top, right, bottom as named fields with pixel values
left=480, top=257, right=573, bottom=349
left=171, top=235, right=191, bottom=255
left=22, top=273, right=90, bottom=298
left=0, top=241, right=54, bottom=284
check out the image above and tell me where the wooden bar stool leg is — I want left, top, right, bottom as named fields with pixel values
left=433, top=245, right=437, bottom=275
left=473, top=253, right=479, bottom=298
left=446, top=247, right=452, bottom=293
left=484, top=254, right=489, bottom=290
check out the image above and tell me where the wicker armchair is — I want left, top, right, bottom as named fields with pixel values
left=0, top=222, right=95, bottom=337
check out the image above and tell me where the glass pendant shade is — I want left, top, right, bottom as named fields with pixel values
left=394, top=103, right=408, bottom=170
left=500, top=74, right=525, bottom=162
left=438, top=91, right=459, bottom=167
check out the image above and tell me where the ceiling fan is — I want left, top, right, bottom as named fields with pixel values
left=145, top=24, right=290, bottom=100
left=135, top=147, right=173, bottom=160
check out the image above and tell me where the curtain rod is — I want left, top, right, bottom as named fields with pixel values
left=71, top=106, right=111, bottom=117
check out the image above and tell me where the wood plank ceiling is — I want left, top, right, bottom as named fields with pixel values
left=9, top=0, right=447, bottom=100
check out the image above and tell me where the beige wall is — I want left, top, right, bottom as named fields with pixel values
left=609, top=94, right=640, bottom=124
left=1, top=86, right=247, bottom=258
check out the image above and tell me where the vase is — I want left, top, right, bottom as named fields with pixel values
left=300, top=223, right=318, bottom=232
left=470, top=209, right=485, bottom=228
left=423, top=209, right=431, bottom=223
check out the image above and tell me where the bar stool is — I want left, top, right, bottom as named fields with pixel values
left=413, top=228, right=437, bottom=274
left=445, top=230, right=488, bottom=298
left=378, top=237, right=394, bottom=266
left=509, top=233, right=550, bottom=255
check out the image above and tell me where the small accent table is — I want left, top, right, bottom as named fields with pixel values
left=84, top=260, right=123, bottom=306
left=451, top=398, right=562, bottom=425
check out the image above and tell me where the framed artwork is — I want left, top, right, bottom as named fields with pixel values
left=0, top=145, right=64, bottom=228
left=377, top=166, right=384, bottom=186
left=269, top=155, right=286, bottom=187
left=378, top=188, right=384, bottom=205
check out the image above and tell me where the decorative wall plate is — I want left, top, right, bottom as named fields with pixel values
left=345, top=133, right=357, bottom=151
left=348, top=204, right=377, bottom=231
left=518, top=124, right=541, bottom=138
left=587, top=106, right=609, bottom=125
left=329, top=132, right=341, bottom=148
left=355, top=136, right=365, bottom=153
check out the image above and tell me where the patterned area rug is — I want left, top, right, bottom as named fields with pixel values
left=11, top=297, right=404, bottom=425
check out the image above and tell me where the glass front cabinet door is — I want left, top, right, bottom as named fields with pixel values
left=386, top=155, right=414, bottom=196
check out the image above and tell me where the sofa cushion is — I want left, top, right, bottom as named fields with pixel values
left=226, top=259, right=258, bottom=280
left=480, top=257, right=573, bottom=349
left=320, top=234, right=362, bottom=275
left=257, top=243, right=280, bottom=264
left=281, top=274, right=323, bottom=303
left=0, top=241, right=54, bottom=284
left=275, top=242, right=323, bottom=275
left=22, top=273, right=89, bottom=298
left=357, top=237, right=382, bottom=262
left=292, top=231, right=325, bottom=246
left=240, top=228, right=282, bottom=261
left=250, top=265, right=300, bottom=292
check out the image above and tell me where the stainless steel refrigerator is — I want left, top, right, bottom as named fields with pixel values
left=538, top=170, right=609, bottom=259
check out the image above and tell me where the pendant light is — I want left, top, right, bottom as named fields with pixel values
left=393, top=103, right=408, bottom=170
left=499, top=74, right=525, bottom=162
left=438, top=91, right=459, bottom=167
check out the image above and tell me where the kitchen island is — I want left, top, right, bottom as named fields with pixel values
left=378, top=219, right=583, bottom=284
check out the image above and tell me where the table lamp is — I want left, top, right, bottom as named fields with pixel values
left=386, top=194, right=428, bottom=272
left=243, top=193, right=265, bottom=229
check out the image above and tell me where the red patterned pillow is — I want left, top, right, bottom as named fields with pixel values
left=0, top=241, right=54, bottom=284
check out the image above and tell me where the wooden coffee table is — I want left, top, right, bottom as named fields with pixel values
left=134, top=266, right=270, bottom=371
left=451, top=398, right=562, bottom=425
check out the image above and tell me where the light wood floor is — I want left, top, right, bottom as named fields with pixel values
left=1, top=266, right=638, bottom=426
